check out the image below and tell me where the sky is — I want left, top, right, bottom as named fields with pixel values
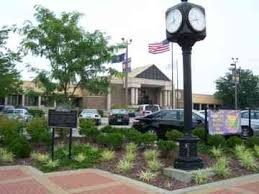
left=1, top=0, right=259, bottom=95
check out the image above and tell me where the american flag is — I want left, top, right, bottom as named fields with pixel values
left=148, top=39, right=170, bottom=54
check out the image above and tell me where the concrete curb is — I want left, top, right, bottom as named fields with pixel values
left=168, top=173, right=259, bottom=194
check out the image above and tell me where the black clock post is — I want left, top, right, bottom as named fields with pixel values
left=166, top=0, right=206, bottom=170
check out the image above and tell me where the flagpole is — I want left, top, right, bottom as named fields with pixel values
left=176, top=60, right=179, bottom=108
left=171, top=43, right=174, bottom=109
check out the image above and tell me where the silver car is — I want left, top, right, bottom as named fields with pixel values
left=240, top=110, right=259, bottom=137
left=3, top=108, right=32, bottom=122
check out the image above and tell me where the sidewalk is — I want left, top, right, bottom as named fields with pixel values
left=0, top=166, right=162, bottom=194
left=0, top=165, right=258, bottom=194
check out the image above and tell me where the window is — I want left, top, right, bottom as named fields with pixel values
left=163, top=111, right=177, bottom=120
left=241, top=112, right=249, bottom=119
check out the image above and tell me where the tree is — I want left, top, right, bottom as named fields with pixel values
left=0, top=27, right=21, bottom=98
left=215, top=69, right=259, bottom=108
left=21, top=5, right=120, bottom=103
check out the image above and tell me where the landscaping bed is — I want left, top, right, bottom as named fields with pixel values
left=0, top=117, right=259, bottom=191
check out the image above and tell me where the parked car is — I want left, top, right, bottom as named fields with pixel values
left=79, top=109, right=101, bottom=125
left=109, top=109, right=129, bottom=125
left=133, top=109, right=205, bottom=138
left=3, top=108, right=32, bottom=122
left=198, top=110, right=205, bottom=115
left=0, top=105, right=15, bottom=115
left=135, top=104, right=161, bottom=117
left=240, top=110, right=259, bottom=137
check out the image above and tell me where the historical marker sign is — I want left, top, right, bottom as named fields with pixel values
left=48, top=110, right=78, bottom=128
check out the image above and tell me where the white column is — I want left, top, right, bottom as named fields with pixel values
left=38, top=96, right=41, bottom=107
left=21, top=95, right=25, bottom=106
left=54, top=100, right=57, bottom=108
left=4, top=97, right=8, bottom=105
left=130, top=88, right=135, bottom=105
left=164, top=91, right=168, bottom=107
left=135, top=88, right=139, bottom=105
left=107, top=87, right=111, bottom=111
left=159, top=91, right=163, bottom=106
left=167, top=91, right=171, bottom=107
left=199, top=104, right=202, bottom=110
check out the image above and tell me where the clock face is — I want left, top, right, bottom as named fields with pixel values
left=188, top=7, right=206, bottom=31
left=166, top=9, right=182, bottom=33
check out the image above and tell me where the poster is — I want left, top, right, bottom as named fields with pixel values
left=208, top=110, right=241, bottom=135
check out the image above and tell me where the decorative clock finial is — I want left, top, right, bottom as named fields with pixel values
left=181, top=0, right=188, bottom=2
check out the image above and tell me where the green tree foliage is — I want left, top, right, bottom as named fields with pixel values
left=0, top=27, right=21, bottom=97
left=215, top=69, right=259, bottom=108
left=21, top=5, right=120, bottom=102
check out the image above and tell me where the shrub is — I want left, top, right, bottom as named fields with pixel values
left=28, top=109, right=45, bottom=117
left=139, top=170, right=157, bottom=182
left=226, top=136, right=243, bottom=148
left=234, top=146, right=258, bottom=171
left=97, top=109, right=104, bottom=117
left=126, top=142, right=137, bottom=153
left=117, top=159, right=133, bottom=173
left=0, top=117, right=20, bottom=145
left=147, top=159, right=162, bottom=172
left=246, top=136, right=259, bottom=147
left=79, top=119, right=99, bottom=141
left=193, top=127, right=206, bottom=141
left=74, top=153, right=86, bottom=163
left=124, top=152, right=136, bottom=162
left=125, top=129, right=142, bottom=144
left=144, top=149, right=159, bottom=161
left=8, top=136, right=31, bottom=158
left=254, top=145, right=259, bottom=158
left=157, top=140, right=176, bottom=157
left=0, top=148, right=14, bottom=163
left=31, top=152, right=49, bottom=164
left=141, top=132, right=157, bottom=146
left=166, top=130, right=183, bottom=141
left=210, top=146, right=223, bottom=158
left=208, top=135, right=226, bottom=147
left=26, top=117, right=50, bottom=145
left=101, top=150, right=115, bottom=161
left=193, top=170, right=208, bottom=185
left=42, top=159, right=60, bottom=171
left=212, top=157, right=230, bottom=177
left=96, top=133, right=124, bottom=150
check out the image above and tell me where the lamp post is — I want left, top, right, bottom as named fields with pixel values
left=165, top=0, right=206, bottom=170
left=121, top=38, right=132, bottom=108
left=230, top=58, right=239, bottom=110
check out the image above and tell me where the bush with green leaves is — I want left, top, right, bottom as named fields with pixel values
left=117, top=159, right=133, bottom=173
left=212, top=157, right=230, bottom=177
left=254, top=145, right=259, bottom=158
left=208, top=135, right=226, bottom=147
left=31, top=152, right=50, bottom=163
left=74, top=153, right=86, bottom=163
left=42, top=159, right=60, bottom=172
left=234, top=145, right=258, bottom=171
left=8, top=136, right=31, bottom=158
left=0, top=117, right=21, bottom=146
left=96, top=133, right=124, bottom=150
left=192, top=127, right=206, bottom=141
left=246, top=136, right=259, bottom=147
left=144, top=149, right=159, bottom=161
left=125, top=129, right=143, bottom=144
left=101, top=150, right=115, bottom=161
left=147, top=159, right=162, bottom=172
left=26, top=117, right=50, bottom=145
left=125, top=142, right=137, bottom=153
left=79, top=119, right=99, bottom=141
left=166, top=130, right=183, bottom=141
left=226, top=136, right=243, bottom=148
left=124, top=152, right=136, bottom=162
left=139, top=170, right=157, bottom=182
left=157, top=140, right=176, bottom=157
left=210, top=146, right=223, bottom=158
left=28, top=109, right=45, bottom=117
left=193, top=170, right=208, bottom=185
left=0, top=148, right=14, bottom=163
left=141, top=132, right=157, bottom=146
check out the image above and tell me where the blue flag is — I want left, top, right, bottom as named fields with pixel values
left=111, top=53, right=125, bottom=63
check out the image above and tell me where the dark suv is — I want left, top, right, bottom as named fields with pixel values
left=132, top=109, right=205, bottom=138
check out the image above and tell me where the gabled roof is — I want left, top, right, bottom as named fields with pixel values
left=129, top=64, right=170, bottom=81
